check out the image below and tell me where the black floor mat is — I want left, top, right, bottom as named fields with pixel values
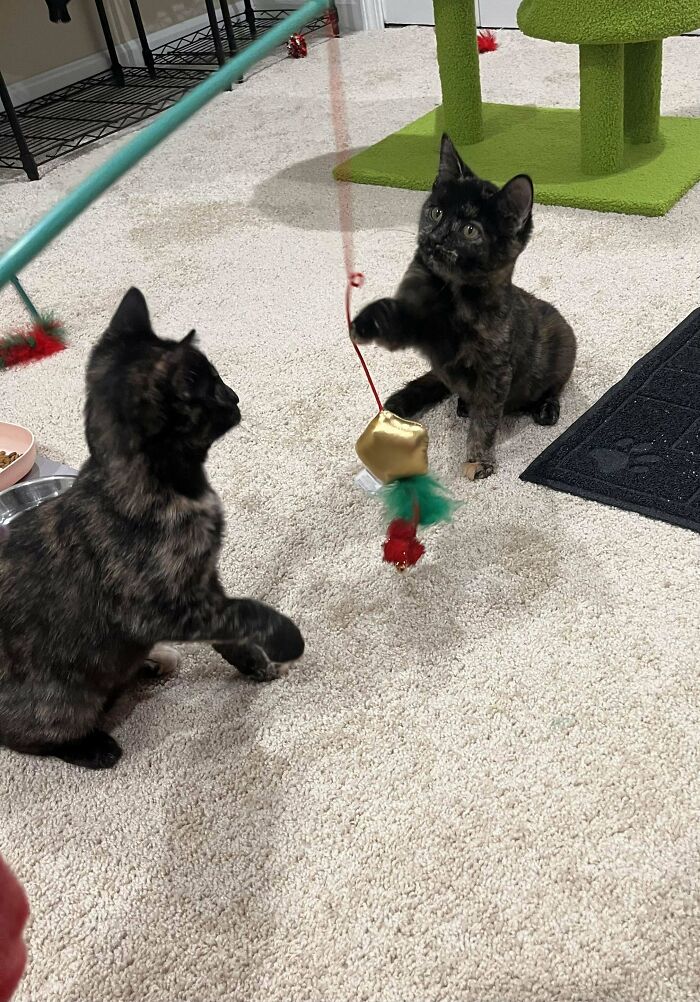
left=521, top=308, right=700, bottom=533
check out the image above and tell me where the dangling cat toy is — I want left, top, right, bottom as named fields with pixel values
left=346, top=274, right=459, bottom=571
left=326, top=24, right=459, bottom=571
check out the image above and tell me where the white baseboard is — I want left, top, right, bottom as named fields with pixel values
left=7, top=11, right=213, bottom=106
left=354, top=0, right=384, bottom=30
left=228, top=2, right=375, bottom=32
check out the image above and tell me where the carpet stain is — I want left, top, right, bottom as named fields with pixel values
left=129, top=200, right=255, bottom=246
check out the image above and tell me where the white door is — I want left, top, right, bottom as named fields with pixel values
left=478, top=0, right=520, bottom=27
left=382, top=0, right=437, bottom=23
left=382, top=0, right=520, bottom=28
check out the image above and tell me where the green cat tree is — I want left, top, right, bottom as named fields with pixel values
left=335, top=0, right=700, bottom=216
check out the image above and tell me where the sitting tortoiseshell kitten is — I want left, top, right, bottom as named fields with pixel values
left=0, top=288, right=303, bottom=770
left=352, top=134, right=576, bottom=480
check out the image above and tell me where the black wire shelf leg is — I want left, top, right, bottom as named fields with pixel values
left=94, top=0, right=126, bottom=87
left=204, top=0, right=230, bottom=89
left=0, top=70, right=39, bottom=181
left=220, top=0, right=244, bottom=83
left=128, top=0, right=156, bottom=78
left=243, top=0, right=257, bottom=38
left=219, top=0, right=237, bottom=55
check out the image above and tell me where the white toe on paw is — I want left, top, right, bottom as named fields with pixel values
left=145, top=644, right=180, bottom=677
left=463, top=461, right=495, bottom=481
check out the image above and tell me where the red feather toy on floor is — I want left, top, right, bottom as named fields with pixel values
left=287, top=33, right=308, bottom=58
left=477, top=29, right=499, bottom=53
left=0, top=277, right=66, bottom=370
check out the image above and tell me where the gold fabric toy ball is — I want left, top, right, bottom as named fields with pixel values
left=355, top=410, right=429, bottom=484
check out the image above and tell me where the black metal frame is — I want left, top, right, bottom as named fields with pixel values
left=0, top=0, right=339, bottom=179
left=93, top=0, right=126, bottom=86
left=0, top=67, right=208, bottom=172
left=0, top=69, right=39, bottom=180
left=128, top=0, right=157, bottom=79
left=151, top=4, right=340, bottom=69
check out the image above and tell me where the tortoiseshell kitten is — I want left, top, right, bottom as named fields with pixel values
left=352, top=134, right=576, bottom=480
left=0, top=288, right=304, bottom=770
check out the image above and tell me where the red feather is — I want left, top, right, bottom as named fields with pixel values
left=287, top=33, right=308, bottom=58
left=477, top=30, right=498, bottom=53
left=0, top=318, right=66, bottom=370
left=383, top=519, right=425, bottom=570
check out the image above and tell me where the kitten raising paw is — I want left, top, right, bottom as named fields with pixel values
left=351, top=133, right=576, bottom=477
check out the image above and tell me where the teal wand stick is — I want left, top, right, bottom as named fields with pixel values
left=9, top=276, right=41, bottom=321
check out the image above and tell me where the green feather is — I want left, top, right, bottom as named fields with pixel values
left=379, top=473, right=460, bottom=527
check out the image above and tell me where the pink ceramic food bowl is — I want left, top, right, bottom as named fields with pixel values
left=0, top=422, right=36, bottom=492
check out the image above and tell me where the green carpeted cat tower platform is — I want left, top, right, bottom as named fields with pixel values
left=335, top=0, right=700, bottom=216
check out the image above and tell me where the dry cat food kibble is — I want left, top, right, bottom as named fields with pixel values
left=0, top=450, right=21, bottom=469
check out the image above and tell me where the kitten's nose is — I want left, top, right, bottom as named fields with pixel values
left=218, top=384, right=239, bottom=407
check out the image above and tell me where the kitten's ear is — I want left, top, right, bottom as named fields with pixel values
left=181, top=329, right=197, bottom=346
left=109, top=287, right=153, bottom=338
left=437, top=133, right=473, bottom=184
left=498, top=175, right=534, bottom=229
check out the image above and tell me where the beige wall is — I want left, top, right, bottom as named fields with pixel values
left=0, top=0, right=204, bottom=84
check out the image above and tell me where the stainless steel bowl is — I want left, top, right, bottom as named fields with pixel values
left=0, top=475, right=76, bottom=528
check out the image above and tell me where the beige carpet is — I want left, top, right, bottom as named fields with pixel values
left=1, top=27, right=700, bottom=1002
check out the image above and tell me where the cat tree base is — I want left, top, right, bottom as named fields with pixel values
left=334, top=103, right=700, bottom=217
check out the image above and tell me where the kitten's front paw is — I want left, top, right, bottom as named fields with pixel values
left=54, top=730, right=123, bottom=770
left=264, top=614, right=305, bottom=664
left=214, top=642, right=288, bottom=682
left=351, top=299, right=396, bottom=346
left=463, top=460, right=495, bottom=481
left=532, top=398, right=560, bottom=426
left=237, top=602, right=304, bottom=664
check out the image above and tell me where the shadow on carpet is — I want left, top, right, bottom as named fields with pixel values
left=521, top=309, right=700, bottom=533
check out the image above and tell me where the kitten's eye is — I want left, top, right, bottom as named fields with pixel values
left=181, top=370, right=199, bottom=397
left=463, top=223, right=480, bottom=240
left=430, top=207, right=443, bottom=222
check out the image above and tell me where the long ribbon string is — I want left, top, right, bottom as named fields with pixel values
left=344, top=272, right=383, bottom=413
left=326, top=21, right=383, bottom=414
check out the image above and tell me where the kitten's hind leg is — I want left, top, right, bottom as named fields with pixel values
left=384, top=371, right=450, bottom=419
left=141, top=643, right=180, bottom=679
left=41, top=730, right=122, bottom=770
left=213, top=642, right=287, bottom=682
left=531, top=393, right=561, bottom=427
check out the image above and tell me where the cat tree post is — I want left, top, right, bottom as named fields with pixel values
left=624, top=40, right=663, bottom=143
left=518, top=0, right=700, bottom=175
left=579, top=43, right=624, bottom=174
left=433, top=0, right=483, bottom=146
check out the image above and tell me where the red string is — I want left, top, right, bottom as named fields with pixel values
left=344, top=272, right=383, bottom=412
left=326, top=19, right=383, bottom=414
